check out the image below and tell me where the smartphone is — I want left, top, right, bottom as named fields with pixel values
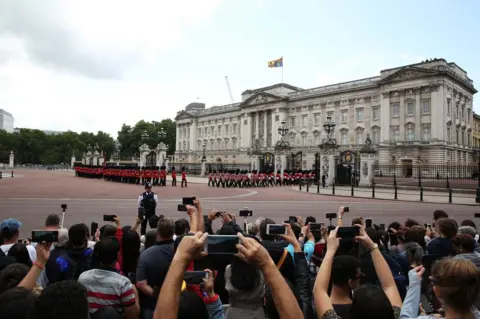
left=309, top=223, right=323, bottom=232
left=344, top=207, right=349, bottom=213
left=366, top=218, right=373, bottom=228
left=32, top=230, right=59, bottom=243
left=204, top=235, right=239, bottom=254
left=266, top=224, right=287, bottom=235
left=178, top=204, right=187, bottom=212
left=103, top=215, right=116, bottom=222
left=326, top=212, right=337, bottom=219
left=336, top=226, right=360, bottom=238
left=137, top=207, right=145, bottom=220
left=203, top=215, right=209, bottom=223
left=61, top=204, right=67, bottom=210
left=239, top=209, right=253, bottom=217
left=127, top=272, right=136, bottom=284
left=182, top=197, right=195, bottom=205
left=474, top=213, right=480, bottom=218
left=288, top=216, right=298, bottom=223
left=91, top=222, right=98, bottom=238
left=379, top=223, right=385, bottom=230
left=184, top=271, right=208, bottom=285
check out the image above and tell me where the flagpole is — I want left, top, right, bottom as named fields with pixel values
left=281, top=56, right=284, bottom=83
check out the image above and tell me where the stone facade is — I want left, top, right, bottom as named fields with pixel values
left=473, top=112, right=480, bottom=149
left=175, top=59, right=477, bottom=169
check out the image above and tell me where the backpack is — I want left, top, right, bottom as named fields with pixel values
left=46, top=248, right=93, bottom=284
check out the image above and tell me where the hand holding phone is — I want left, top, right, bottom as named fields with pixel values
left=336, top=226, right=360, bottom=238
left=326, top=213, right=337, bottom=219
left=288, top=216, right=298, bottom=223
left=184, top=271, right=208, bottom=285
left=204, top=235, right=239, bottom=254
left=366, top=218, right=373, bottom=228
left=32, top=230, right=59, bottom=243
left=178, top=204, right=187, bottom=212
left=239, top=209, right=253, bottom=217
left=182, top=197, right=196, bottom=206
left=266, top=224, right=287, bottom=235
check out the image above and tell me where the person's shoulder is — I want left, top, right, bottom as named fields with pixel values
left=78, top=269, right=94, bottom=281
left=26, top=245, right=36, bottom=252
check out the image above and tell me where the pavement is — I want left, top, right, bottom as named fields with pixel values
left=296, top=184, right=479, bottom=206
left=0, top=169, right=479, bottom=238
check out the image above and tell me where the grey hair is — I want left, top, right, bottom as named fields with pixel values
left=246, top=223, right=258, bottom=236
left=403, top=242, right=424, bottom=265
left=55, top=228, right=69, bottom=248
left=458, top=226, right=477, bottom=237
left=254, top=218, right=264, bottom=236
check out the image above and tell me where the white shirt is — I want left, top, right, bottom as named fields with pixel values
left=1, top=243, right=37, bottom=262
left=137, top=192, right=159, bottom=207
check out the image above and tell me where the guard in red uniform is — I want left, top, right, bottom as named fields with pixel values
left=152, top=167, right=160, bottom=186
left=207, top=171, right=213, bottom=187
left=275, top=170, right=281, bottom=186
left=181, top=167, right=187, bottom=187
left=171, top=167, right=177, bottom=186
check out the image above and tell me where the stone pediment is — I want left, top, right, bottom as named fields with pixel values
left=380, top=66, right=441, bottom=84
left=175, top=110, right=195, bottom=120
left=240, top=92, right=286, bottom=108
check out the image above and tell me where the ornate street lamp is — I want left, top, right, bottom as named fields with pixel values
left=141, top=130, right=149, bottom=142
left=158, top=127, right=167, bottom=140
left=392, top=155, right=397, bottom=187
left=201, top=142, right=207, bottom=162
left=417, top=156, right=422, bottom=188
left=278, top=120, right=289, bottom=141
left=475, top=148, right=480, bottom=203
left=319, top=116, right=338, bottom=150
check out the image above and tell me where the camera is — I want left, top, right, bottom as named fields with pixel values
left=61, top=204, right=67, bottom=210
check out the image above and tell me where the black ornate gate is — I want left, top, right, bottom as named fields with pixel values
left=292, top=152, right=303, bottom=170
left=260, top=152, right=274, bottom=173
left=336, top=150, right=359, bottom=185
left=146, top=151, right=157, bottom=167
left=314, top=153, right=320, bottom=184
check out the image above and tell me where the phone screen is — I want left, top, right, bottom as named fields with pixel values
left=178, top=204, right=187, bottom=212
left=32, top=230, right=59, bottom=243
left=336, top=227, right=360, bottom=238
left=326, top=213, right=337, bottom=219
left=184, top=271, right=208, bottom=285
left=182, top=197, right=195, bottom=205
left=309, top=223, right=323, bottom=232
left=205, top=235, right=239, bottom=254
left=343, top=207, right=350, bottom=213
left=288, top=216, right=298, bottom=223
left=267, top=224, right=287, bottom=235
left=91, top=222, right=98, bottom=237
left=239, top=210, right=253, bottom=217
left=474, top=213, right=480, bottom=218
left=103, top=215, right=116, bottom=222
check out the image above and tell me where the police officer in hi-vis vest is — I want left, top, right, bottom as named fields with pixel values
left=137, top=182, right=159, bottom=235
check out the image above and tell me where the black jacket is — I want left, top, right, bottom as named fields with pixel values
left=294, top=252, right=314, bottom=319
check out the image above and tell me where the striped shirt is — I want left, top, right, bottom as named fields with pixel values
left=78, top=269, right=136, bottom=313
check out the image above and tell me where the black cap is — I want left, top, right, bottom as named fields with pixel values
left=145, top=182, right=152, bottom=189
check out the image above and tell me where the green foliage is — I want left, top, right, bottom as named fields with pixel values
left=0, top=129, right=116, bottom=165
left=0, top=118, right=176, bottom=164
left=117, top=119, right=176, bottom=159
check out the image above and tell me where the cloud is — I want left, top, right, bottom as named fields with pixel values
left=0, top=0, right=222, bottom=137
left=0, top=0, right=222, bottom=79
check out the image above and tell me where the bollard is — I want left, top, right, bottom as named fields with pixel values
left=317, top=182, right=320, bottom=194
left=420, top=187, right=424, bottom=201
left=394, top=187, right=398, bottom=200
left=372, top=183, right=375, bottom=198
left=448, top=188, right=452, bottom=204
left=306, top=183, right=309, bottom=192
left=299, top=183, right=302, bottom=191
left=0, top=172, right=2, bottom=179
left=11, top=171, right=13, bottom=178
left=351, top=184, right=354, bottom=196
left=332, top=183, right=335, bottom=195
left=446, top=176, right=450, bottom=189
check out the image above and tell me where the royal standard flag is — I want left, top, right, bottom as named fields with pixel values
left=268, top=57, right=283, bottom=68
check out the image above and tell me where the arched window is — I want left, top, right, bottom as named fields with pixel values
left=371, top=126, right=381, bottom=144
left=355, top=129, right=364, bottom=145
left=340, top=129, right=349, bottom=145
left=406, top=123, right=415, bottom=142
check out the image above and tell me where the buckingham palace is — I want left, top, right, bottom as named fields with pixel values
left=175, top=58, right=477, bottom=177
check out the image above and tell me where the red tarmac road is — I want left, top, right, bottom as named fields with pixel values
left=0, top=170, right=478, bottom=238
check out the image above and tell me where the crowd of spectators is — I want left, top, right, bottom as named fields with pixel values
left=0, top=201, right=479, bottom=319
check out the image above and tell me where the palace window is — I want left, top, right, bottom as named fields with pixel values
left=467, top=133, right=471, bottom=147
left=372, top=128, right=380, bottom=144
left=327, top=111, right=334, bottom=119
left=302, top=115, right=308, bottom=127
left=406, top=123, right=415, bottom=141
left=422, top=124, right=431, bottom=142
left=341, top=110, right=348, bottom=123
left=232, top=138, right=237, bottom=149
left=372, top=106, right=380, bottom=121
left=456, top=129, right=459, bottom=144
left=355, top=130, right=363, bottom=145
left=233, top=123, right=237, bottom=134
left=447, top=99, right=451, bottom=115
left=314, top=131, right=320, bottom=145
left=422, top=101, right=430, bottom=114
left=392, top=103, right=399, bottom=117
left=461, top=130, right=465, bottom=145
left=340, top=130, right=348, bottom=145
left=290, top=117, right=296, bottom=127
left=225, top=124, right=229, bottom=135
left=302, top=134, right=307, bottom=146
left=407, top=102, right=414, bottom=116
left=462, top=106, right=465, bottom=121
left=447, top=126, right=451, bottom=142
left=218, top=125, right=222, bottom=135
left=391, top=126, right=400, bottom=142
left=314, top=113, right=320, bottom=125
left=356, top=108, right=364, bottom=122
left=467, top=109, right=471, bottom=123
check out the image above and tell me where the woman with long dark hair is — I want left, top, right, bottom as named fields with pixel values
left=7, top=244, right=32, bottom=267
left=225, top=238, right=265, bottom=319
left=121, top=229, right=140, bottom=275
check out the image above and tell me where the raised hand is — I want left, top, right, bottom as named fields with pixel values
left=175, top=232, right=208, bottom=262
left=236, top=233, right=274, bottom=271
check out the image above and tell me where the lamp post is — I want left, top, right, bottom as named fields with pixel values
left=417, top=156, right=422, bottom=188
left=275, top=120, right=291, bottom=176
left=158, top=127, right=166, bottom=140
left=278, top=120, right=289, bottom=141
left=392, top=155, right=397, bottom=187
left=141, top=130, right=149, bottom=143
left=476, top=149, right=480, bottom=203
left=201, top=143, right=207, bottom=162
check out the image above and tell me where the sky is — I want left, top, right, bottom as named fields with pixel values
left=0, top=0, right=479, bottom=138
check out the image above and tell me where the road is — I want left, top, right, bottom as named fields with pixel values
left=0, top=169, right=478, bottom=237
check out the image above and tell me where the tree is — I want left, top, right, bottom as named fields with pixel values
left=117, top=119, right=176, bottom=160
